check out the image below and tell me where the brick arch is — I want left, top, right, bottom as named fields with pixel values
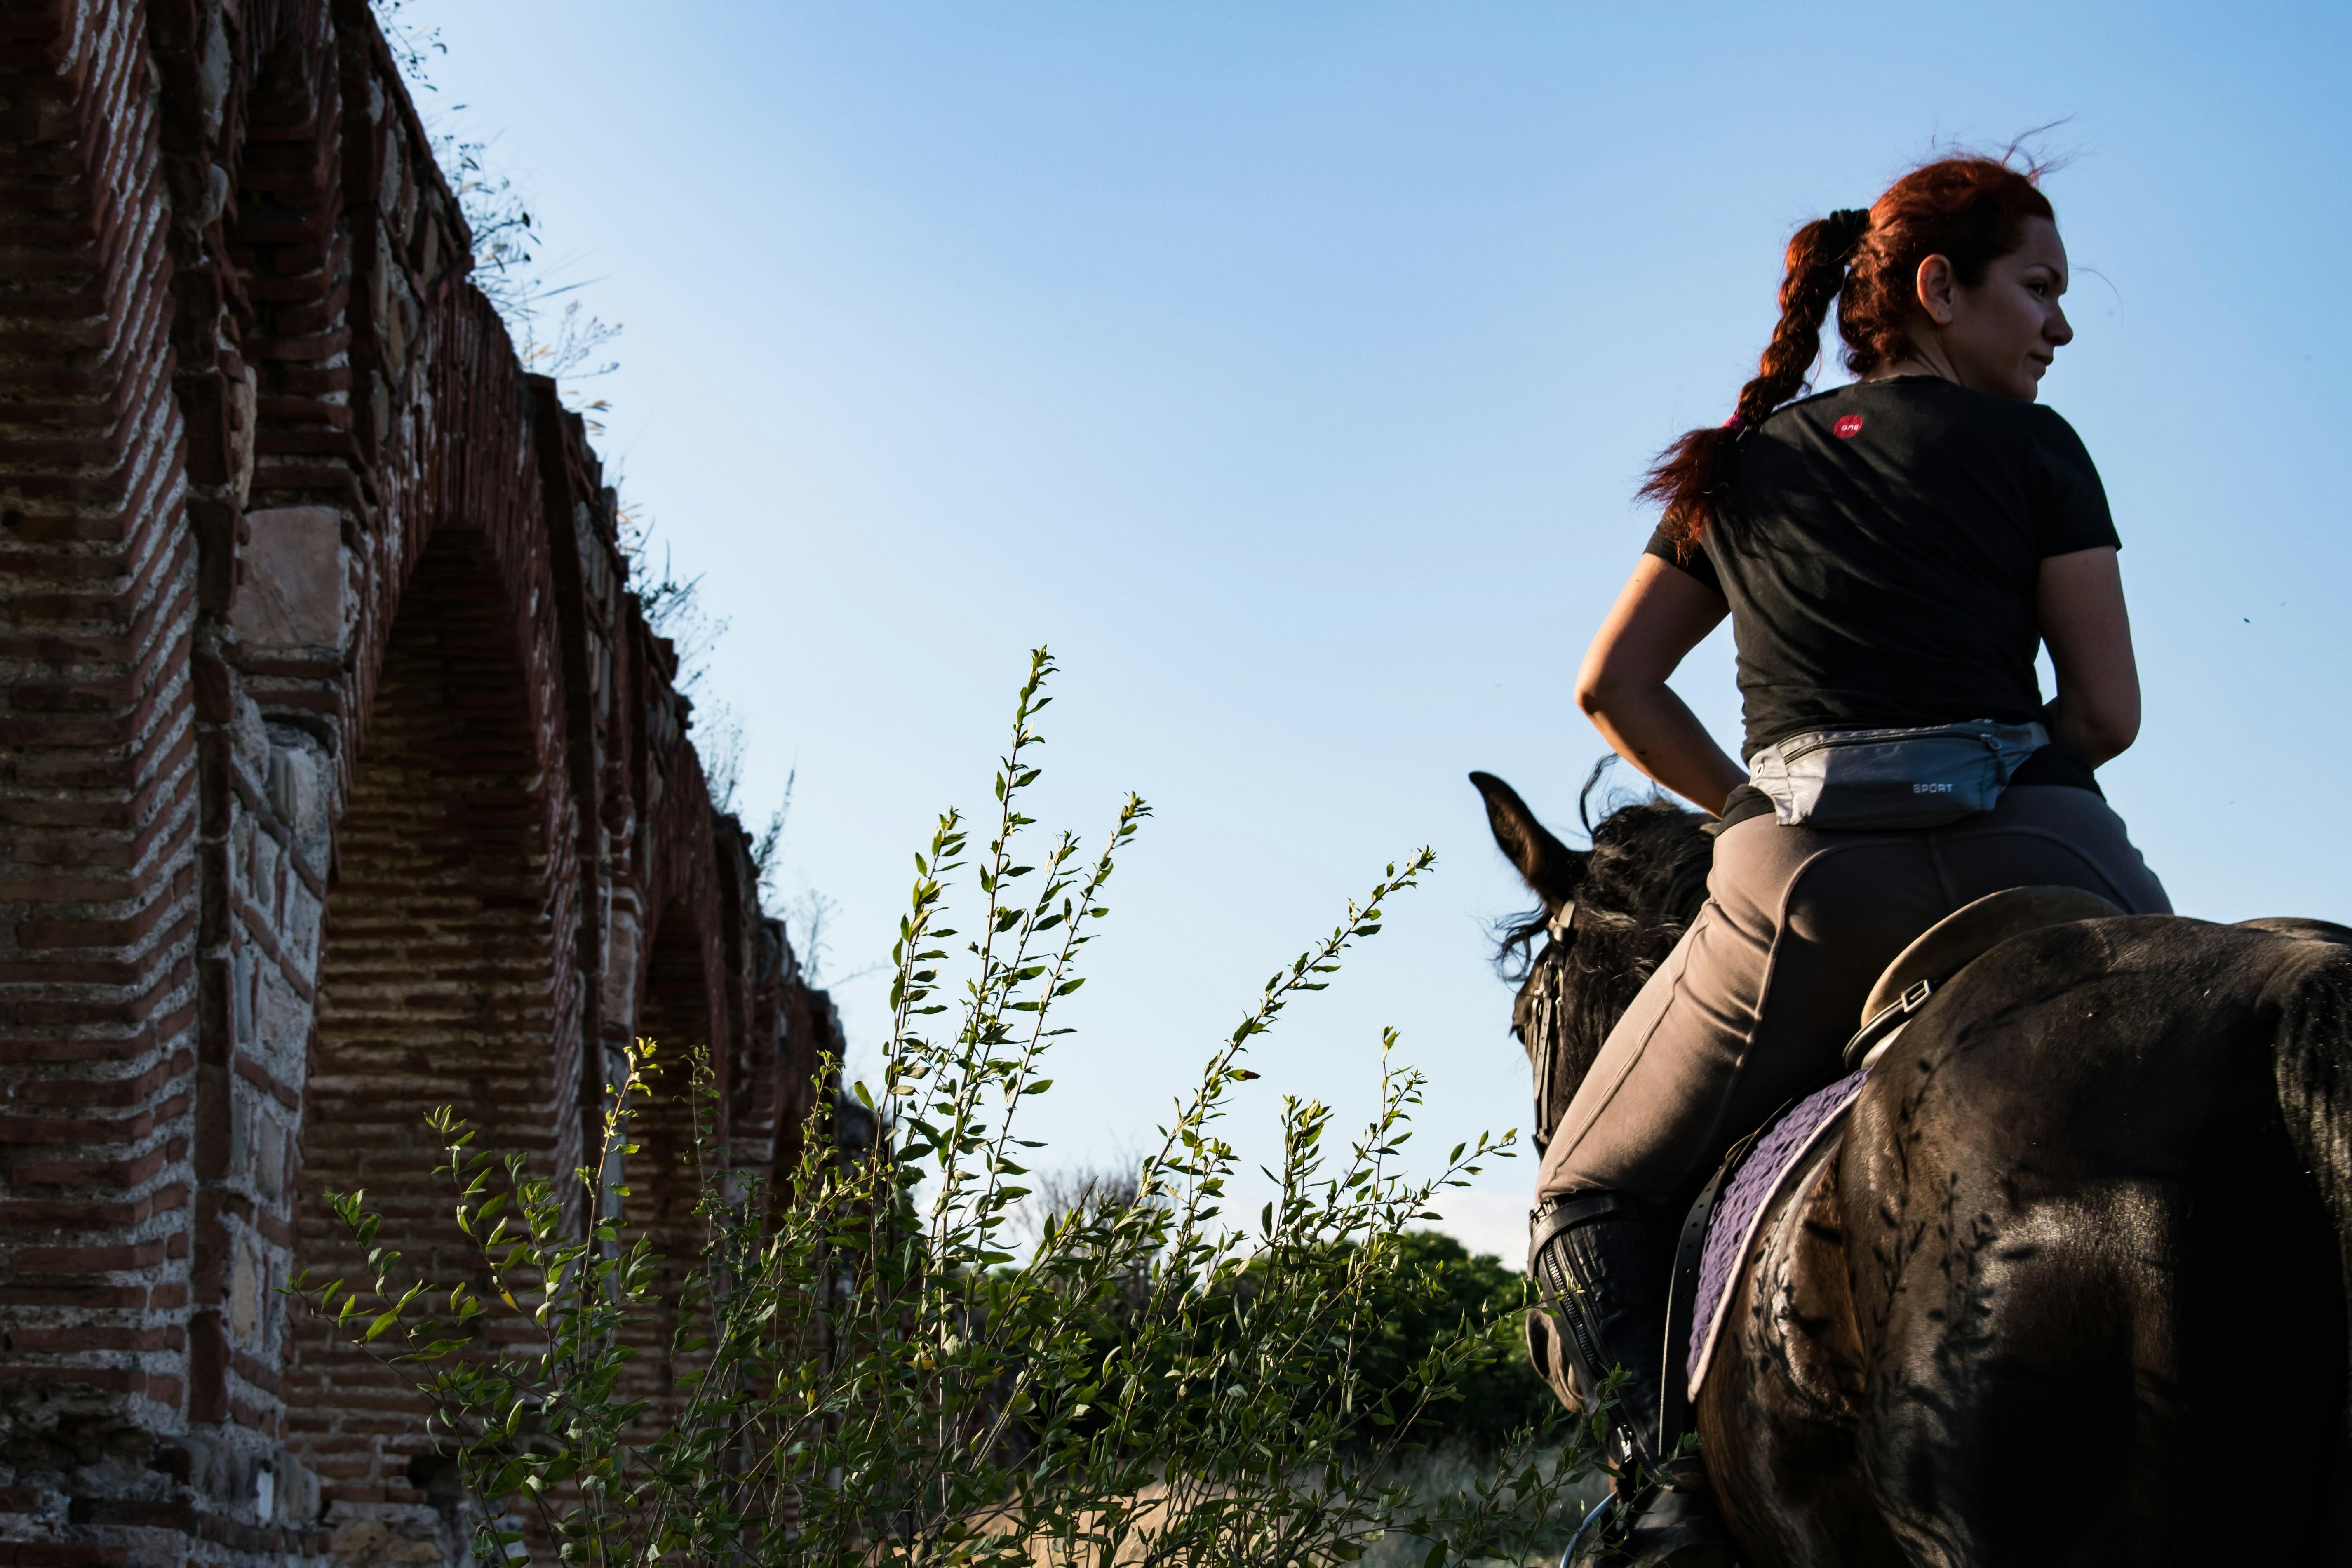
left=280, top=521, right=569, bottom=1556
left=0, top=3, right=834, bottom=1562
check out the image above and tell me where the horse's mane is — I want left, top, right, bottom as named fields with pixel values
left=1499, top=763, right=1715, bottom=1131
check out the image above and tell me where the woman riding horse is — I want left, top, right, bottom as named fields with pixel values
left=1532, top=155, right=2169, bottom=1565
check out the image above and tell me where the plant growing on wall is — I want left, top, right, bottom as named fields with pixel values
left=293, top=649, right=1606, bottom=1567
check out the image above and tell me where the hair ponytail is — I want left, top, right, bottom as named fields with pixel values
left=1639, top=153, right=2057, bottom=555
left=1640, top=207, right=1871, bottom=553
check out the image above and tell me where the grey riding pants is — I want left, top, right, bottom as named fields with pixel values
left=1535, top=785, right=2170, bottom=1207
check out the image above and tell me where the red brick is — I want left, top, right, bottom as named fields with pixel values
left=12, top=1238, right=167, bottom=1271
left=0, top=1089, right=188, bottom=1143
left=7, top=1325, right=180, bottom=1353
left=0, top=1546, right=129, bottom=1568
left=65, top=1499, right=190, bottom=1530
left=0, top=1365, right=139, bottom=1392
left=11, top=1138, right=175, bottom=1188
left=13, top=1048, right=189, bottom=1107
left=0, top=1035, right=162, bottom=1065
left=0, top=1181, right=182, bottom=1227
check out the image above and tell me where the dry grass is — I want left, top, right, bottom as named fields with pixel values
left=954, top=1444, right=1601, bottom=1568
left=1361, top=1443, right=1605, bottom=1568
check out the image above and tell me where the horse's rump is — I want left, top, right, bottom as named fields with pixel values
left=1703, top=916, right=2352, bottom=1567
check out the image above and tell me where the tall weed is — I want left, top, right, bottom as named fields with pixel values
left=294, top=650, right=1605, bottom=1566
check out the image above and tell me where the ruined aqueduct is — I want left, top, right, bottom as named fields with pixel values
left=0, top=1, right=845, bottom=1561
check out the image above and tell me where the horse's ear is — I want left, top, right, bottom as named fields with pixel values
left=1469, top=771, right=1585, bottom=914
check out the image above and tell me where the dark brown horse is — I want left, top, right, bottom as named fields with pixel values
left=1473, top=769, right=2352, bottom=1567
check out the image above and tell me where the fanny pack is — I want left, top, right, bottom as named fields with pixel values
left=1746, top=719, right=2050, bottom=830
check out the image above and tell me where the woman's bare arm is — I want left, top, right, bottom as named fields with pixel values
left=1575, top=554, right=1746, bottom=816
left=2037, top=546, right=2140, bottom=767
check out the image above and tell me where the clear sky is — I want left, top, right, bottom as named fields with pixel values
left=397, top=1, right=2352, bottom=1262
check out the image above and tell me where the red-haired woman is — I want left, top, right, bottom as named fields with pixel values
left=1530, top=157, right=2169, bottom=1566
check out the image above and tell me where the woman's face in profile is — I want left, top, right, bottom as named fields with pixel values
left=1934, top=216, right=2075, bottom=401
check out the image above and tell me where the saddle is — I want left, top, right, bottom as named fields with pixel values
left=1842, top=884, right=2127, bottom=1071
left=1656, top=884, right=2124, bottom=1450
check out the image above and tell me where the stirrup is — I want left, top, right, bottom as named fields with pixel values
left=1559, top=1493, right=1618, bottom=1568
left=1563, top=1470, right=1740, bottom=1568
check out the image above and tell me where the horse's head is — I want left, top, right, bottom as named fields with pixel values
left=1470, top=766, right=1714, bottom=1152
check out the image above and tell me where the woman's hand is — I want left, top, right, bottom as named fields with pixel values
left=2037, top=546, right=2140, bottom=767
left=1576, top=555, right=1746, bottom=816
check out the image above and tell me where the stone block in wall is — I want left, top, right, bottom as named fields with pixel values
left=266, top=722, right=335, bottom=875
left=232, top=505, right=350, bottom=651
left=231, top=1232, right=264, bottom=1342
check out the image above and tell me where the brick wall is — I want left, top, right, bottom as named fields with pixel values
left=0, top=3, right=833, bottom=1565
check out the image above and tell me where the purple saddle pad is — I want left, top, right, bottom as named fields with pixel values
left=1685, top=1067, right=1870, bottom=1395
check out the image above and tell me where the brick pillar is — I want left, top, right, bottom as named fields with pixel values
left=0, top=0, right=209, bottom=1559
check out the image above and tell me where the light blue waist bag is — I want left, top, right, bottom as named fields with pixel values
left=1746, top=719, right=2050, bottom=830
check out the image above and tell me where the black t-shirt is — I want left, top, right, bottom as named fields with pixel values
left=1646, top=376, right=2119, bottom=781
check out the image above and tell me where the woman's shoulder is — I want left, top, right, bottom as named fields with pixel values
left=2017, top=398, right=2093, bottom=449
left=1986, top=396, right=2100, bottom=475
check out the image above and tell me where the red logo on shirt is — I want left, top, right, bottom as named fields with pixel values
left=1833, top=414, right=1865, bottom=439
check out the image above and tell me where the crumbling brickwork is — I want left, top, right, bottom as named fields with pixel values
left=0, top=2, right=841, bottom=1563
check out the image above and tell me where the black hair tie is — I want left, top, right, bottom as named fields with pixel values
left=1827, top=207, right=1872, bottom=255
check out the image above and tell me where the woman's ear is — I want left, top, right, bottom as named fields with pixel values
left=1914, top=252, right=1957, bottom=326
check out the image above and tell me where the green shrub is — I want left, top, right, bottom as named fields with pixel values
left=293, top=649, right=1606, bottom=1567
left=1342, top=1232, right=1558, bottom=1455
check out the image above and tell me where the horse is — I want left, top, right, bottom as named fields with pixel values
left=1471, top=769, right=2352, bottom=1567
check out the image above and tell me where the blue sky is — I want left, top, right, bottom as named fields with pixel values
left=397, top=1, right=2352, bottom=1261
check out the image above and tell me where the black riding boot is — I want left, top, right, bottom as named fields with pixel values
left=1530, top=1193, right=1739, bottom=1568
